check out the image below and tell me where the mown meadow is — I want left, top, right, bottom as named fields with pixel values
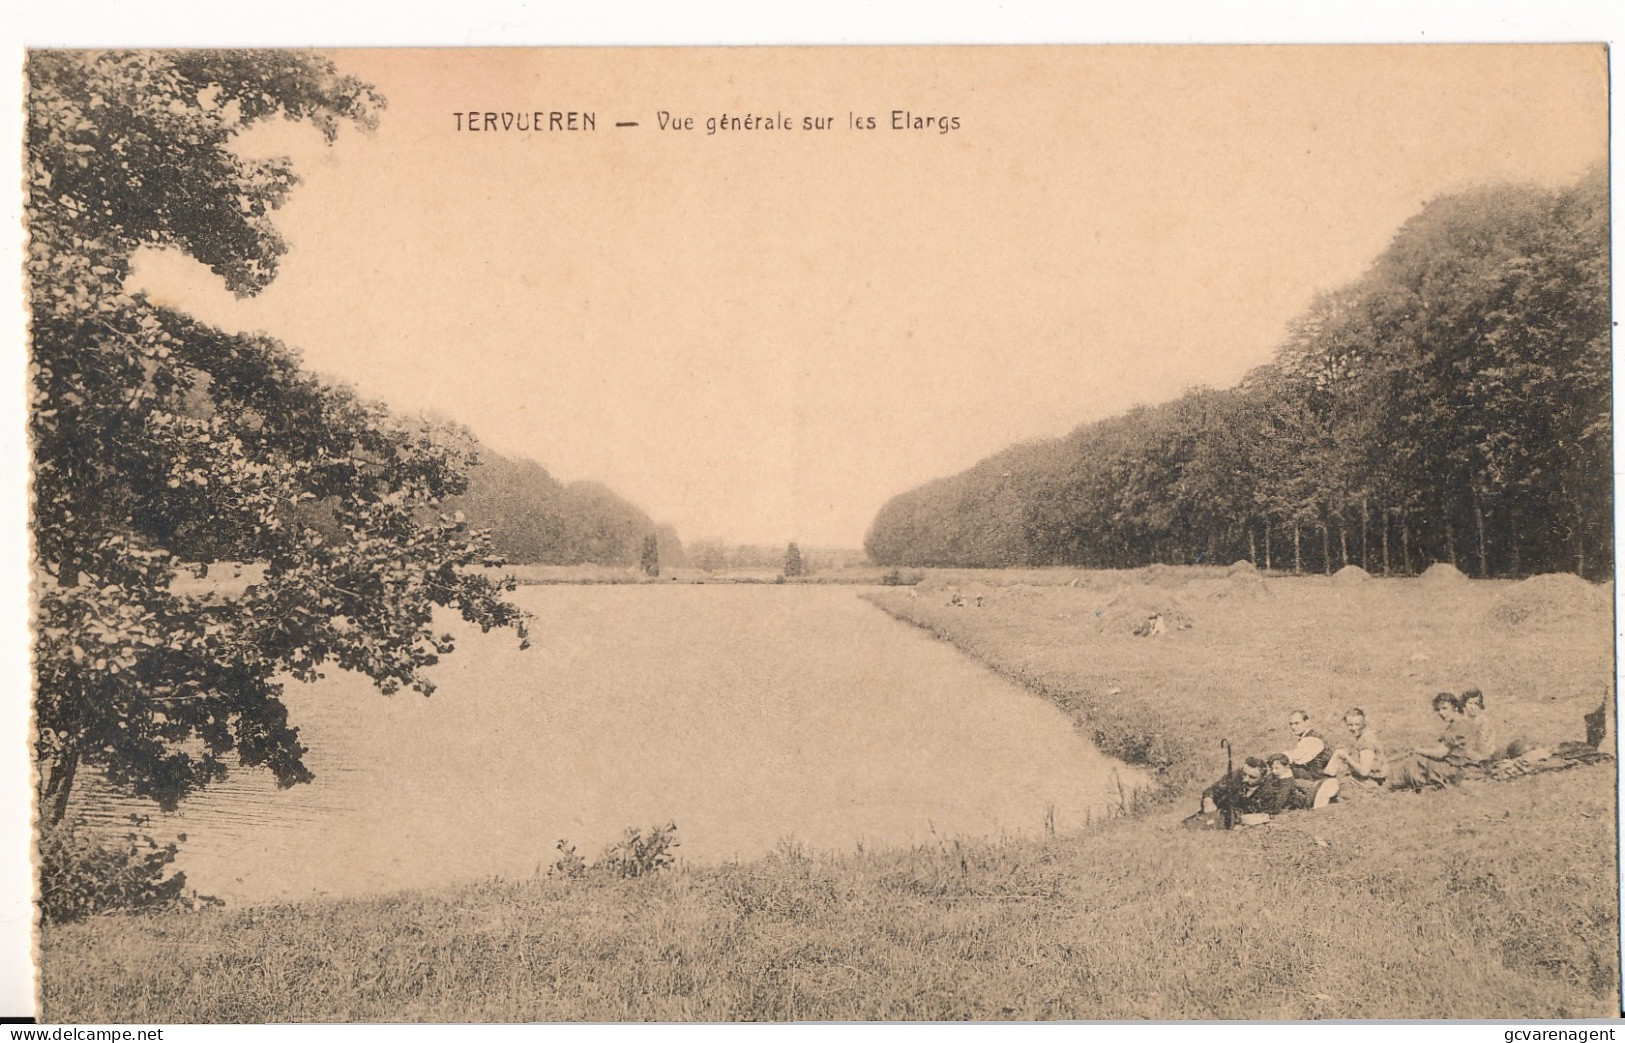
left=37, top=567, right=1619, bottom=1021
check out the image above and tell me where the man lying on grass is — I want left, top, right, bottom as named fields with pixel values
left=1199, top=756, right=1268, bottom=825
left=1194, top=754, right=1333, bottom=827
left=1266, top=753, right=1339, bottom=810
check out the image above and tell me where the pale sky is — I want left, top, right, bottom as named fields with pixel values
left=134, top=46, right=1608, bottom=548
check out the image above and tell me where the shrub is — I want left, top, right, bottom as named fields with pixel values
left=598, top=822, right=680, bottom=878
left=38, top=816, right=215, bottom=923
left=549, top=839, right=587, bottom=879
left=552, top=823, right=681, bottom=880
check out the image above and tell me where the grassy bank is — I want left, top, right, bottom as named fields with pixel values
left=39, top=769, right=1618, bottom=1020
left=38, top=570, right=1619, bottom=1020
left=867, top=568, right=1614, bottom=797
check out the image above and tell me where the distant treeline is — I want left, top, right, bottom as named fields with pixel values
left=866, top=168, right=1610, bottom=579
left=684, top=542, right=869, bottom=573
left=450, top=449, right=686, bottom=569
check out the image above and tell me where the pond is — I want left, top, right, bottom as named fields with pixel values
left=78, top=585, right=1145, bottom=903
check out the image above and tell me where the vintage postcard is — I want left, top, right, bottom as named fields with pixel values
left=22, top=45, right=1614, bottom=1021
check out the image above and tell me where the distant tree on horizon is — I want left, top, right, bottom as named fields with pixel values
left=784, top=542, right=805, bottom=578
left=641, top=534, right=660, bottom=577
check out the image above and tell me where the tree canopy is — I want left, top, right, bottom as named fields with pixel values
left=29, top=50, right=527, bottom=821
left=866, top=169, right=1611, bottom=579
left=447, top=447, right=683, bottom=569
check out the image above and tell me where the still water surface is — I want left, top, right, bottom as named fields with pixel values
left=84, top=585, right=1143, bottom=904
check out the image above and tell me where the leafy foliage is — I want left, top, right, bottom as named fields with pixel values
left=38, top=816, right=218, bottom=923
left=448, top=448, right=683, bottom=568
left=28, top=50, right=528, bottom=822
left=866, top=169, right=1611, bottom=579
left=551, top=823, right=680, bottom=879
left=549, top=838, right=588, bottom=879
left=595, top=823, right=681, bottom=878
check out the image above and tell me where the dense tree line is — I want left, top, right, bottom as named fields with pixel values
left=449, top=448, right=686, bottom=569
left=684, top=541, right=785, bottom=572
left=866, top=169, right=1610, bottom=579
left=683, top=542, right=860, bottom=574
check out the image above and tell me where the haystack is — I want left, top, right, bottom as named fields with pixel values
left=1067, top=571, right=1116, bottom=592
left=1211, top=569, right=1270, bottom=599
left=1139, top=563, right=1177, bottom=587
left=1490, top=573, right=1611, bottom=629
left=1419, top=562, right=1468, bottom=585
left=1226, top=560, right=1257, bottom=575
left=1333, top=564, right=1372, bottom=583
left=1098, top=587, right=1193, bottom=635
left=1138, top=563, right=1230, bottom=589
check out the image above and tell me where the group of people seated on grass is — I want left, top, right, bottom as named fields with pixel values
left=1193, top=689, right=1596, bottom=828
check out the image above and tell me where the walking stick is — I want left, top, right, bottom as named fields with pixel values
left=1219, top=738, right=1235, bottom=829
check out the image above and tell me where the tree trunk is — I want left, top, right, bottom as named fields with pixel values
left=46, top=746, right=79, bottom=826
left=1249, top=526, right=1258, bottom=565
left=1473, top=491, right=1489, bottom=578
left=1338, top=524, right=1349, bottom=570
left=1321, top=522, right=1332, bottom=575
left=1293, top=520, right=1302, bottom=574
left=1401, top=517, right=1411, bottom=574
left=1445, top=518, right=1457, bottom=570
left=1264, top=519, right=1273, bottom=571
left=1574, top=491, right=1587, bottom=577
left=1508, top=511, right=1521, bottom=577
left=1361, top=497, right=1370, bottom=568
left=1381, top=507, right=1390, bottom=575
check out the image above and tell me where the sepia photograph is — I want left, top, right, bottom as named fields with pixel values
left=20, top=43, right=1617, bottom=1021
